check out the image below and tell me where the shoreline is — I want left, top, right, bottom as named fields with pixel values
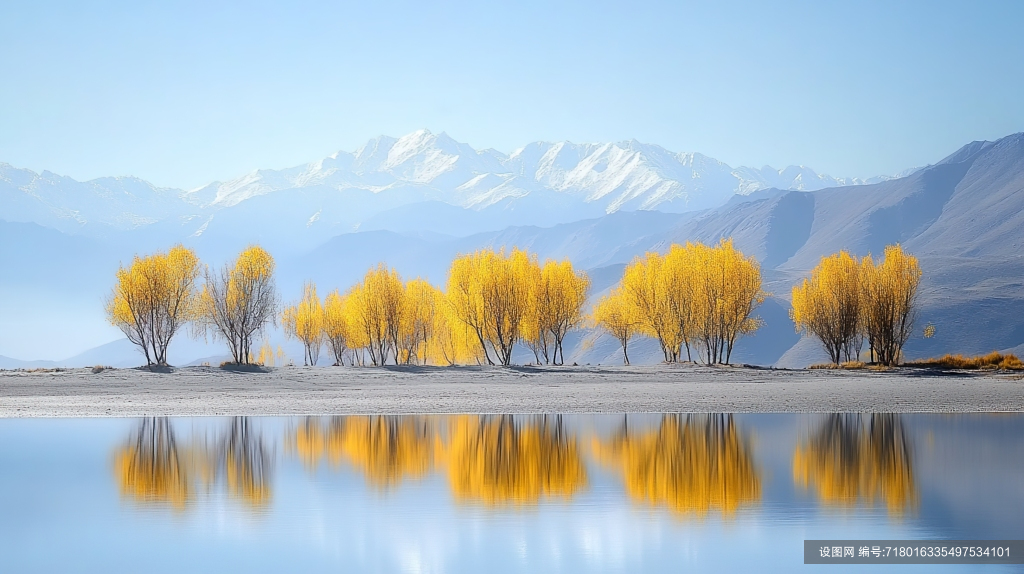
left=2, top=364, right=1022, bottom=417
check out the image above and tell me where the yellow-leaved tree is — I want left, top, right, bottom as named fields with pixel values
left=689, top=239, right=766, bottom=365
left=197, top=245, right=278, bottom=365
left=622, top=251, right=680, bottom=362
left=618, top=240, right=765, bottom=365
left=446, top=248, right=538, bottom=366
left=323, top=289, right=353, bottom=365
left=399, top=279, right=441, bottom=364
left=533, top=259, right=590, bottom=365
left=282, top=282, right=325, bottom=366
left=860, top=245, right=921, bottom=366
left=430, top=288, right=484, bottom=366
left=592, top=287, right=639, bottom=365
left=791, top=251, right=863, bottom=364
left=348, top=264, right=406, bottom=366
left=106, top=245, right=201, bottom=366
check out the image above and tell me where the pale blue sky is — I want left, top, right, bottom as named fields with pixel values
left=1, top=0, right=1022, bottom=189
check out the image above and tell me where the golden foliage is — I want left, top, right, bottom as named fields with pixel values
left=322, top=290, right=354, bottom=365
left=593, top=415, right=761, bottom=516
left=348, top=265, right=406, bottom=365
left=446, top=248, right=539, bottom=365
left=791, top=251, right=863, bottom=364
left=399, top=279, right=442, bottom=364
left=282, top=282, right=325, bottom=366
left=528, top=260, right=591, bottom=365
left=908, top=352, right=1023, bottom=370
left=106, top=245, right=201, bottom=366
left=197, top=245, right=278, bottom=365
left=793, top=414, right=915, bottom=514
left=428, top=287, right=484, bottom=366
left=273, top=247, right=588, bottom=368
left=439, top=415, right=588, bottom=504
left=617, top=240, right=766, bottom=364
left=621, top=250, right=678, bottom=361
left=592, top=287, right=640, bottom=365
left=792, top=245, right=921, bottom=367
left=860, top=245, right=921, bottom=366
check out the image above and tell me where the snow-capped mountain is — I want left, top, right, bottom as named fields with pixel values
left=1, top=129, right=905, bottom=245
left=187, top=130, right=887, bottom=212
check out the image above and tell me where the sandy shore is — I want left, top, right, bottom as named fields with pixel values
left=1, top=364, right=1022, bottom=417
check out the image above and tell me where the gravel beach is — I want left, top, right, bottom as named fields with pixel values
left=1, top=364, right=1022, bottom=417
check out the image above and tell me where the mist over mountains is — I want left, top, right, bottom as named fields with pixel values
left=0, top=129, right=904, bottom=255
left=2, top=131, right=1022, bottom=368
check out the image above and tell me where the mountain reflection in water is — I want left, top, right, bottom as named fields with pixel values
left=793, top=414, right=915, bottom=513
left=593, top=414, right=761, bottom=516
left=113, top=417, right=273, bottom=509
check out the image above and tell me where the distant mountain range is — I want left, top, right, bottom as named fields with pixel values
left=2, top=131, right=1021, bottom=368
left=0, top=130, right=909, bottom=254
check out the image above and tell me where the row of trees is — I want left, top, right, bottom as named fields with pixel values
left=107, top=245, right=278, bottom=366
left=107, top=240, right=922, bottom=368
left=107, top=244, right=590, bottom=368
left=282, top=249, right=591, bottom=366
left=593, top=239, right=767, bottom=365
left=791, top=245, right=921, bottom=366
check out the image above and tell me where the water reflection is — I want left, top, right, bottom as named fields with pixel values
left=290, top=415, right=588, bottom=504
left=593, top=414, right=761, bottom=516
left=11, top=414, right=1022, bottom=573
left=289, top=416, right=435, bottom=488
left=223, top=417, right=272, bottom=506
left=113, top=418, right=192, bottom=508
left=113, top=417, right=273, bottom=509
left=439, top=415, right=587, bottom=505
left=793, top=414, right=916, bottom=513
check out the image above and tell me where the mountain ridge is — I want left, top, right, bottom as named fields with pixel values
left=1, top=129, right=910, bottom=245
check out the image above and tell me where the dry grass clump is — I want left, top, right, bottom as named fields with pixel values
left=908, top=352, right=1023, bottom=371
left=809, top=361, right=867, bottom=370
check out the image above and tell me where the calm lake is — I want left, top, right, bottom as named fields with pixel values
left=0, top=414, right=1021, bottom=573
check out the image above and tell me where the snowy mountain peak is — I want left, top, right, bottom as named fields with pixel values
left=2, top=128, right=920, bottom=238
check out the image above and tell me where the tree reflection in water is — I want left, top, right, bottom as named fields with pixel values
left=593, top=414, right=761, bottom=516
left=793, top=414, right=916, bottom=514
left=223, top=417, right=272, bottom=506
left=289, top=416, right=435, bottom=488
left=113, top=417, right=272, bottom=509
left=113, top=418, right=191, bottom=508
left=439, top=415, right=587, bottom=505
left=289, top=415, right=588, bottom=504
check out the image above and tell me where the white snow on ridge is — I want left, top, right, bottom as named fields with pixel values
left=0, top=131, right=906, bottom=236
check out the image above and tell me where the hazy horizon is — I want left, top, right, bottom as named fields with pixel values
left=2, top=1, right=1023, bottom=189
